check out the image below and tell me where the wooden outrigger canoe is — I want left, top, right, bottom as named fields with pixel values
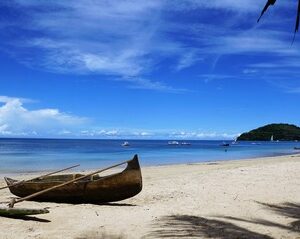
left=4, top=155, right=142, bottom=204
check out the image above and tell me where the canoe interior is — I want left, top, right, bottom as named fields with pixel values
left=27, top=173, right=101, bottom=183
left=5, top=154, right=142, bottom=204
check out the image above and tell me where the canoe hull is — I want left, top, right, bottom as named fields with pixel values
left=5, top=155, right=142, bottom=203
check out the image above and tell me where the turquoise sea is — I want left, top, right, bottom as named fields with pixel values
left=0, top=138, right=299, bottom=174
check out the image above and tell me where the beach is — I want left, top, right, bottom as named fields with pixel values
left=0, top=154, right=300, bottom=239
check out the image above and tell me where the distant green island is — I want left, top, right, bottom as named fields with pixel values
left=237, top=123, right=300, bottom=141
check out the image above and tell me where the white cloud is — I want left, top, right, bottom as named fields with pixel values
left=168, top=0, right=263, bottom=12
left=0, top=97, right=241, bottom=138
left=243, top=69, right=258, bottom=74
left=2, top=0, right=298, bottom=93
left=0, top=96, right=87, bottom=136
left=9, top=1, right=163, bottom=77
left=168, top=130, right=239, bottom=139
left=77, top=129, right=238, bottom=139
left=2, top=1, right=289, bottom=86
left=0, top=96, right=33, bottom=103
left=79, top=129, right=154, bottom=138
left=122, top=77, right=188, bottom=93
left=176, top=51, right=202, bottom=71
left=79, top=129, right=121, bottom=137
left=265, top=80, right=300, bottom=94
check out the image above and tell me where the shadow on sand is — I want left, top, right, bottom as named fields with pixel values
left=219, top=202, right=300, bottom=233
left=0, top=214, right=50, bottom=222
left=147, top=202, right=300, bottom=238
left=93, top=202, right=136, bottom=207
left=75, top=231, right=125, bottom=239
left=146, top=215, right=272, bottom=238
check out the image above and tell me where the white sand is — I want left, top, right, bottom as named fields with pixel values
left=0, top=154, right=300, bottom=239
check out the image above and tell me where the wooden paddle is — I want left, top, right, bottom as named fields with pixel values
left=8, top=159, right=130, bottom=208
left=0, top=164, right=80, bottom=190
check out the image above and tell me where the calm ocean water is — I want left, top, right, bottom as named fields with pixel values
left=0, top=138, right=299, bottom=174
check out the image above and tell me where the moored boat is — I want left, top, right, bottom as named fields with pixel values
left=231, top=138, right=238, bottom=145
left=220, top=142, right=230, bottom=147
left=181, top=142, right=191, bottom=145
left=4, top=155, right=142, bottom=204
left=168, top=141, right=179, bottom=145
left=121, top=141, right=130, bottom=147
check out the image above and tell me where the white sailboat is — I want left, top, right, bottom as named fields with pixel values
left=121, top=141, right=130, bottom=147
left=232, top=138, right=238, bottom=145
left=168, top=141, right=179, bottom=145
left=270, top=135, right=274, bottom=141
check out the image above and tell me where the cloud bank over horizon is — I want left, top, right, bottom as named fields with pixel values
left=0, top=96, right=87, bottom=137
left=0, top=95, right=239, bottom=139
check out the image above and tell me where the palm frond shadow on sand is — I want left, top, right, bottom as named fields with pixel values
left=0, top=214, right=50, bottom=222
left=146, top=202, right=300, bottom=238
left=146, top=215, right=272, bottom=239
left=75, top=231, right=125, bottom=239
left=219, top=202, right=300, bottom=233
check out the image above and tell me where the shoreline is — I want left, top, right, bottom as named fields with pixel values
left=1, top=151, right=300, bottom=177
left=0, top=154, right=300, bottom=238
left=1, top=138, right=300, bottom=176
left=143, top=151, right=300, bottom=168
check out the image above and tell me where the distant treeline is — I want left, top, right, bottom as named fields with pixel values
left=237, top=123, right=300, bottom=141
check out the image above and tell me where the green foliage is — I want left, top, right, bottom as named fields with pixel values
left=237, top=123, right=300, bottom=141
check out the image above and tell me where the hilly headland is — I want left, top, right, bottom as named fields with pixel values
left=237, top=123, right=300, bottom=141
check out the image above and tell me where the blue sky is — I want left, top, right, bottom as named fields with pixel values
left=0, top=0, right=300, bottom=139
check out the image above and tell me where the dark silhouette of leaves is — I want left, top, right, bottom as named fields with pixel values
left=218, top=202, right=300, bottom=233
left=258, top=0, right=300, bottom=41
left=295, top=0, right=300, bottom=33
left=147, top=215, right=273, bottom=238
left=257, top=0, right=277, bottom=23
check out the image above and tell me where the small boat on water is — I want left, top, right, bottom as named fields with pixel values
left=221, top=142, right=230, bottom=147
left=121, top=141, right=130, bottom=147
left=168, top=141, right=179, bottom=145
left=181, top=142, right=191, bottom=145
left=231, top=137, right=239, bottom=145
left=294, top=147, right=300, bottom=150
left=4, top=155, right=142, bottom=204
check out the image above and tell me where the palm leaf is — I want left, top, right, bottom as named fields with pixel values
left=292, top=0, right=300, bottom=43
left=257, top=0, right=300, bottom=43
left=295, top=0, right=300, bottom=33
left=257, top=0, right=277, bottom=22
